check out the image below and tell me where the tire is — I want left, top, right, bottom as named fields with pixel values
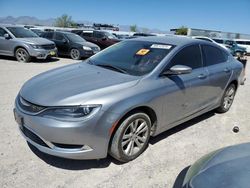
left=15, top=48, right=31, bottom=63
left=109, top=112, right=151, bottom=162
left=70, top=48, right=81, bottom=60
left=216, top=84, right=236, bottom=113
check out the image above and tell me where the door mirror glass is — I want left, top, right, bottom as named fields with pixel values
left=62, top=38, right=67, bottom=43
left=102, top=36, right=107, bottom=41
left=4, top=33, right=11, bottom=39
left=163, top=65, right=192, bottom=75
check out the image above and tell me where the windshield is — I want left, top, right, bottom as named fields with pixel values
left=7, top=27, right=38, bottom=38
left=104, top=32, right=118, bottom=39
left=89, top=41, right=174, bottom=76
left=65, top=33, right=86, bottom=42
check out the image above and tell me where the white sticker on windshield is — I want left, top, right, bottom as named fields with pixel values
left=150, top=44, right=172, bottom=49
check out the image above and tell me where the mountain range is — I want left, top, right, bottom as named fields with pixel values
left=0, top=16, right=170, bottom=34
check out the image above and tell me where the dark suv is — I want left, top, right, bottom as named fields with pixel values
left=41, top=31, right=100, bottom=60
left=72, top=30, right=120, bottom=49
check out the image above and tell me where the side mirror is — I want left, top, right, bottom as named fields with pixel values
left=102, top=36, right=107, bottom=41
left=62, top=38, right=67, bottom=43
left=162, top=65, right=192, bottom=76
left=4, top=33, right=11, bottom=39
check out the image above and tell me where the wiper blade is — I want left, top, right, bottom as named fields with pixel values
left=96, top=64, right=128, bottom=74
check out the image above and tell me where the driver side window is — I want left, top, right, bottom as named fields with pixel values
left=170, top=45, right=202, bottom=69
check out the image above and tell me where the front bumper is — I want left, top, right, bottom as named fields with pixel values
left=14, top=100, right=119, bottom=160
left=29, top=48, right=58, bottom=59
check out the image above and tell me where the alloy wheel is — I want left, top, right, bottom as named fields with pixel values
left=70, top=49, right=80, bottom=60
left=121, top=118, right=149, bottom=156
left=223, top=86, right=235, bottom=110
left=16, top=49, right=29, bottom=62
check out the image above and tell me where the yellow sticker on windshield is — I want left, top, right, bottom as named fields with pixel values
left=136, top=49, right=150, bottom=56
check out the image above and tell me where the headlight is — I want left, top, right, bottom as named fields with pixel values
left=30, top=44, right=43, bottom=49
left=83, top=46, right=92, bottom=51
left=40, top=105, right=101, bottom=121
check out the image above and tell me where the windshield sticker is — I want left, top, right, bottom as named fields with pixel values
left=136, top=49, right=150, bottom=56
left=150, top=44, right=172, bottom=49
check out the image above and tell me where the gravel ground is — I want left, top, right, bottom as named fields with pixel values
left=0, top=56, right=249, bottom=188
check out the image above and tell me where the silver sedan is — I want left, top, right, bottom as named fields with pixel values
left=14, top=36, right=243, bottom=162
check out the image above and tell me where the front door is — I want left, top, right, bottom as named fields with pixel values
left=158, top=45, right=211, bottom=130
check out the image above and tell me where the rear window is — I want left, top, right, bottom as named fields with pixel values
left=202, top=45, right=228, bottom=66
left=81, top=32, right=93, bottom=37
left=235, top=41, right=245, bottom=45
left=213, top=39, right=223, bottom=43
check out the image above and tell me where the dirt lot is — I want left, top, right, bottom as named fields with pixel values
left=0, top=56, right=249, bottom=188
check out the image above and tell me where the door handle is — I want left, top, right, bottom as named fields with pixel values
left=198, top=74, right=207, bottom=79
left=224, top=68, right=230, bottom=73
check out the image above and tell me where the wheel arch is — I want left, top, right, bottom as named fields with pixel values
left=108, top=105, right=158, bottom=148
left=14, top=45, right=29, bottom=55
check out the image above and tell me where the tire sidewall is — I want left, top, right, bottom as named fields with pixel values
left=70, top=48, right=81, bottom=60
left=15, top=48, right=30, bottom=63
left=116, top=113, right=151, bottom=162
left=219, top=84, right=236, bottom=112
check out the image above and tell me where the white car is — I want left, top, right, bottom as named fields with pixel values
left=192, top=36, right=230, bottom=51
left=234, top=39, right=250, bottom=54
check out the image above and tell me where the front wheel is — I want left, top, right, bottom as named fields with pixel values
left=216, top=84, right=236, bottom=113
left=109, top=112, right=151, bottom=162
left=15, top=48, right=31, bottom=63
left=70, top=48, right=81, bottom=60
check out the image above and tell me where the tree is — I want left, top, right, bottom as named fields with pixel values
left=130, top=24, right=137, bottom=32
left=175, top=26, right=188, bottom=35
left=54, top=14, right=76, bottom=28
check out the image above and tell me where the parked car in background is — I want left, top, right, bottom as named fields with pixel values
left=30, top=28, right=44, bottom=37
left=192, top=36, right=229, bottom=51
left=0, top=25, right=57, bottom=62
left=234, top=39, right=250, bottom=54
left=213, top=38, right=247, bottom=57
left=72, top=30, right=120, bottom=49
left=14, top=36, right=243, bottom=162
left=182, top=142, right=250, bottom=188
left=41, top=31, right=100, bottom=60
left=133, top=32, right=156, bottom=37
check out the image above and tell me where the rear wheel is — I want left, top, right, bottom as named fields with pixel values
left=109, top=112, right=151, bottom=162
left=70, top=48, right=81, bottom=60
left=216, top=84, right=236, bottom=113
left=15, top=48, right=31, bottom=63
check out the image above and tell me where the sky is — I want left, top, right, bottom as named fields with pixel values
left=0, top=0, right=250, bottom=34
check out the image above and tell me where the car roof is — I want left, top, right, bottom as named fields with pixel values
left=234, top=39, right=250, bottom=41
left=45, top=31, right=74, bottom=35
left=0, top=24, right=24, bottom=28
left=130, top=35, right=201, bottom=46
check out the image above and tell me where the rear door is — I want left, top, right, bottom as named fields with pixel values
left=202, top=45, right=232, bottom=105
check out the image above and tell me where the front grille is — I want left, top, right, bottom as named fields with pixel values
left=21, top=125, right=48, bottom=148
left=41, top=44, right=55, bottom=50
left=18, top=96, right=45, bottom=114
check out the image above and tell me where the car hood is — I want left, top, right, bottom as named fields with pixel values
left=190, top=143, right=250, bottom=188
left=20, top=63, right=140, bottom=106
left=76, top=41, right=99, bottom=48
left=16, top=37, right=54, bottom=45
